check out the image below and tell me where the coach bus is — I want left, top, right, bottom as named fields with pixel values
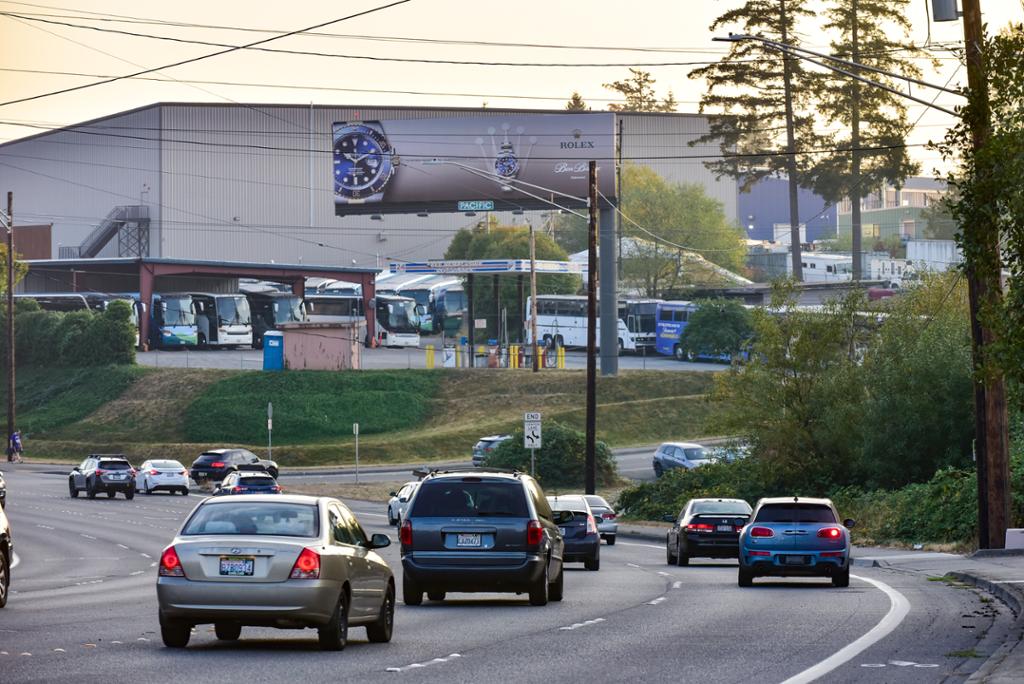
left=151, top=293, right=199, bottom=348
left=375, top=294, right=421, bottom=348
left=190, top=293, right=253, bottom=349
left=524, top=295, right=659, bottom=354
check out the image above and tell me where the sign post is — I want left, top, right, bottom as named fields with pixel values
left=524, top=412, right=542, bottom=476
left=354, top=422, right=360, bottom=484
left=267, top=401, right=273, bottom=461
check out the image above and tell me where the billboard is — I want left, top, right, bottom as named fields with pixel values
left=332, top=113, right=616, bottom=216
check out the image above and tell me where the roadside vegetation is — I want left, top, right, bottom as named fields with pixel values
left=617, top=276, right=1023, bottom=547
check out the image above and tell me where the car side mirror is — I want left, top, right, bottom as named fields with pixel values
left=72, top=466, right=80, bottom=472
left=368, top=533, right=391, bottom=549
left=554, top=510, right=574, bottom=525
left=399, top=497, right=408, bottom=503
left=389, top=491, right=398, bottom=498
left=662, top=514, right=676, bottom=523
left=843, top=518, right=856, bottom=529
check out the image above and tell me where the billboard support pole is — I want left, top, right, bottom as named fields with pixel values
left=467, top=273, right=475, bottom=368
left=530, top=223, right=539, bottom=372
left=586, top=162, right=598, bottom=496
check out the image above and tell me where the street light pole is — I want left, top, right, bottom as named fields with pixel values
left=5, top=192, right=15, bottom=460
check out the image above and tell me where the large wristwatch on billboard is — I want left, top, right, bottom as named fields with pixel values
left=494, top=139, right=520, bottom=180
left=332, top=121, right=397, bottom=204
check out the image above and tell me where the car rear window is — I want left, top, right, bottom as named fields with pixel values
left=99, top=461, right=131, bottom=470
left=692, top=501, right=752, bottom=515
left=240, top=477, right=276, bottom=486
left=182, top=503, right=319, bottom=537
left=549, top=497, right=588, bottom=512
left=195, top=453, right=224, bottom=464
left=754, top=504, right=836, bottom=523
left=151, top=460, right=182, bottom=469
left=410, top=480, right=528, bottom=518
left=584, top=495, right=610, bottom=508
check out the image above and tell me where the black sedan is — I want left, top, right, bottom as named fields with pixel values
left=665, top=498, right=752, bottom=566
left=189, top=448, right=278, bottom=484
left=213, top=472, right=283, bottom=496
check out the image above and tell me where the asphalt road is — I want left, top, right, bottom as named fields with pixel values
left=0, top=466, right=1010, bottom=683
left=136, top=346, right=728, bottom=372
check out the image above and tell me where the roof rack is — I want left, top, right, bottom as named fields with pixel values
left=418, top=467, right=523, bottom=478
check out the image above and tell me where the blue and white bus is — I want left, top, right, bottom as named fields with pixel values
left=151, top=293, right=199, bottom=348
left=654, top=301, right=697, bottom=360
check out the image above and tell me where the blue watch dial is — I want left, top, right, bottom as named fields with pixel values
left=495, top=153, right=520, bottom=178
left=332, top=124, right=395, bottom=200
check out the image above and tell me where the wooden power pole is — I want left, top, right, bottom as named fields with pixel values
left=5, top=192, right=14, bottom=460
left=960, top=0, right=1011, bottom=549
left=585, top=162, right=598, bottom=495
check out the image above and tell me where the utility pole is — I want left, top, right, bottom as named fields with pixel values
left=849, top=0, right=863, bottom=281
left=6, top=192, right=15, bottom=461
left=585, top=161, right=598, bottom=495
left=529, top=221, right=539, bottom=372
left=779, top=0, right=803, bottom=281
left=960, top=0, right=1010, bottom=549
left=616, top=116, right=624, bottom=280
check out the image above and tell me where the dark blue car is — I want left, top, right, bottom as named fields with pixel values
left=212, top=472, right=282, bottom=496
left=547, top=495, right=600, bottom=571
left=737, top=497, right=855, bottom=588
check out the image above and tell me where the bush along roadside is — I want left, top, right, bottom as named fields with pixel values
left=616, top=445, right=1024, bottom=548
left=483, top=422, right=618, bottom=489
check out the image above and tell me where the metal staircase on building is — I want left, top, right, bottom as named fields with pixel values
left=58, top=205, right=150, bottom=258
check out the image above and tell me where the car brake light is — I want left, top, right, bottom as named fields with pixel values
left=750, top=526, right=775, bottom=538
left=289, top=548, right=320, bottom=579
left=232, top=486, right=246, bottom=493
left=180, top=469, right=188, bottom=476
left=821, top=551, right=844, bottom=557
left=749, top=550, right=770, bottom=556
left=817, top=527, right=843, bottom=539
left=211, top=462, right=225, bottom=468
left=272, top=485, right=282, bottom=492
left=602, top=512, right=617, bottom=520
left=526, top=519, right=543, bottom=546
left=159, top=546, right=185, bottom=577
left=95, top=469, right=105, bottom=476
left=149, top=469, right=159, bottom=476
left=586, top=515, right=598, bottom=535
left=400, top=519, right=413, bottom=546
left=686, top=523, right=715, bottom=533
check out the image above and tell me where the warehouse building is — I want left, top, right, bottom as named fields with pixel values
left=0, top=102, right=737, bottom=269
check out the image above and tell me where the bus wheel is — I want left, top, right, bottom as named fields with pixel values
left=197, top=333, right=207, bottom=349
left=554, top=335, right=564, bottom=348
left=674, top=345, right=685, bottom=361
left=617, top=339, right=624, bottom=356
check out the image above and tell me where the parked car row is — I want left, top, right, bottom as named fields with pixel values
left=664, top=496, right=855, bottom=588
left=67, top=449, right=282, bottom=500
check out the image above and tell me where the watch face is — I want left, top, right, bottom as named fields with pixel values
left=495, top=152, right=520, bottom=178
left=333, top=124, right=395, bottom=200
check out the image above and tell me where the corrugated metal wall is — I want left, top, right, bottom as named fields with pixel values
left=0, top=106, right=161, bottom=257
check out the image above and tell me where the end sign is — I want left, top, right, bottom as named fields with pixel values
left=524, top=412, right=542, bottom=449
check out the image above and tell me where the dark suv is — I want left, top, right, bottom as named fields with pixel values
left=69, top=455, right=136, bottom=500
left=400, top=470, right=568, bottom=606
left=189, top=449, right=278, bottom=484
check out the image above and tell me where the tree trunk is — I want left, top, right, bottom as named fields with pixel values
left=779, top=0, right=803, bottom=281
left=850, top=0, right=862, bottom=281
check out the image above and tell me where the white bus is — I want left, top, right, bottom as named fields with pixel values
left=304, top=294, right=364, bottom=324
left=190, top=293, right=253, bottom=348
left=524, top=295, right=659, bottom=353
left=375, top=295, right=421, bottom=348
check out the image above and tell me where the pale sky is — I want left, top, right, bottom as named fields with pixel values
left=0, top=0, right=1022, bottom=177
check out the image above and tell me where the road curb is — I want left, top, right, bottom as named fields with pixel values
left=946, top=571, right=1024, bottom=684
left=618, top=525, right=668, bottom=543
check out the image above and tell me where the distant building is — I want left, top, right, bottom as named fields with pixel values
left=906, top=239, right=962, bottom=272
left=737, top=177, right=837, bottom=243
left=837, top=177, right=948, bottom=242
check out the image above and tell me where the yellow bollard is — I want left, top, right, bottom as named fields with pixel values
left=455, top=346, right=461, bottom=367
left=426, top=344, right=435, bottom=369
left=510, top=345, right=519, bottom=369
left=558, top=346, right=566, bottom=369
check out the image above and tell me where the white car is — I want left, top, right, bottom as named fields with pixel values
left=136, top=459, right=190, bottom=496
left=386, top=481, right=418, bottom=526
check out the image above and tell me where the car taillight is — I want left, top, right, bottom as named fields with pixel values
left=526, top=519, right=543, bottom=546
left=749, top=550, right=770, bottom=556
left=232, top=486, right=246, bottom=493
left=180, top=469, right=188, bottom=476
left=95, top=469, right=105, bottom=477
left=686, top=523, right=715, bottom=533
left=400, top=519, right=413, bottom=546
left=211, top=462, right=225, bottom=469
left=586, top=515, right=598, bottom=535
left=289, top=548, right=320, bottom=579
left=821, top=551, right=844, bottom=557
left=601, top=512, right=617, bottom=520
left=271, top=485, right=282, bottom=492
left=750, top=526, right=775, bottom=538
left=817, top=527, right=843, bottom=539
left=149, top=469, right=159, bottom=476
left=159, top=546, right=185, bottom=577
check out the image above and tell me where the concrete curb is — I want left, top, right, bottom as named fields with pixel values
left=617, top=525, right=669, bottom=543
left=946, top=571, right=1024, bottom=684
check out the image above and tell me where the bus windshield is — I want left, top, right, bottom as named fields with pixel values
left=217, top=296, right=251, bottom=326
left=399, top=289, right=431, bottom=307
left=629, top=302, right=658, bottom=333
left=307, top=297, right=362, bottom=317
left=272, top=297, right=304, bottom=324
left=164, top=297, right=195, bottom=326
left=378, top=299, right=420, bottom=333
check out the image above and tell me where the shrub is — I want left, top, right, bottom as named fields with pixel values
left=484, top=422, right=618, bottom=488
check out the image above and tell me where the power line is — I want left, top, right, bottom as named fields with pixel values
left=0, top=0, right=414, bottom=108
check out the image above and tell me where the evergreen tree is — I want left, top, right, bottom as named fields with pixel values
left=603, top=69, right=678, bottom=112
left=565, top=92, right=590, bottom=111
left=807, top=0, right=930, bottom=280
left=688, top=0, right=822, bottom=279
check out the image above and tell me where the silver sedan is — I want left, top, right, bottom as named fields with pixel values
left=584, top=495, right=619, bottom=545
left=156, top=494, right=395, bottom=651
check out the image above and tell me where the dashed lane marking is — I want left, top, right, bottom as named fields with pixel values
left=386, top=653, right=462, bottom=673
left=647, top=597, right=666, bottom=605
left=657, top=571, right=672, bottom=577
left=617, top=541, right=665, bottom=550
left=991, top=580, right=1024, bottom=584
left=672, top=581, right=683, bottom=589
left=117, top=544, right=130, bottom=550
left=79, top=534, right=97, bottom=540
left=559, top=618, right=606, bottom=631
left=626, top=563, right=641, bottom=569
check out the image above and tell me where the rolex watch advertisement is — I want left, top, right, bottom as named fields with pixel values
left=332, top=112, right=616, bottom=216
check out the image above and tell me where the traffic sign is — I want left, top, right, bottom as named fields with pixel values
left=524, top=412, right=542, bottom=449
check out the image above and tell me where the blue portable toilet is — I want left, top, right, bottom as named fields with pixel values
left=263, top=331, right=284, bottom=371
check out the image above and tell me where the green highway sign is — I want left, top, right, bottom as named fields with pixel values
left=457, top=200, right=495, bottom=212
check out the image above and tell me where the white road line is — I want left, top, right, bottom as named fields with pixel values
left=991, top=580, right=1024, bottom=584
left=647, top=596, right=666, bottom=605
left=559, top=618, right=606, bottom=631
left=672, top=581, right=683, bottom=589
left=79, top=534, right=97, bottom=540
left=778, top=574, right=910, bottom=684
left=386, top=653, right=462, bottom=673
left=617, top=541, right=665, bottom=550
left=117, top=544, right=129, bottom=550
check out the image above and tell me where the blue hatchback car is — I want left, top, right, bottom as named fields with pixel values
left=737, top=497, right=855, bottom=588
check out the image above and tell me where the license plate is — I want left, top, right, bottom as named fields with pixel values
left=110, top=473, right=125, bottom=480
left=559, top=527, right=567, bottom=536
left=783, top=555, right=809, bottom=565
left=220, top=556, right=255, bottom=576
left=717, top=524, right=732, bottom=532
left=456, top=534, right=481, bottom=548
